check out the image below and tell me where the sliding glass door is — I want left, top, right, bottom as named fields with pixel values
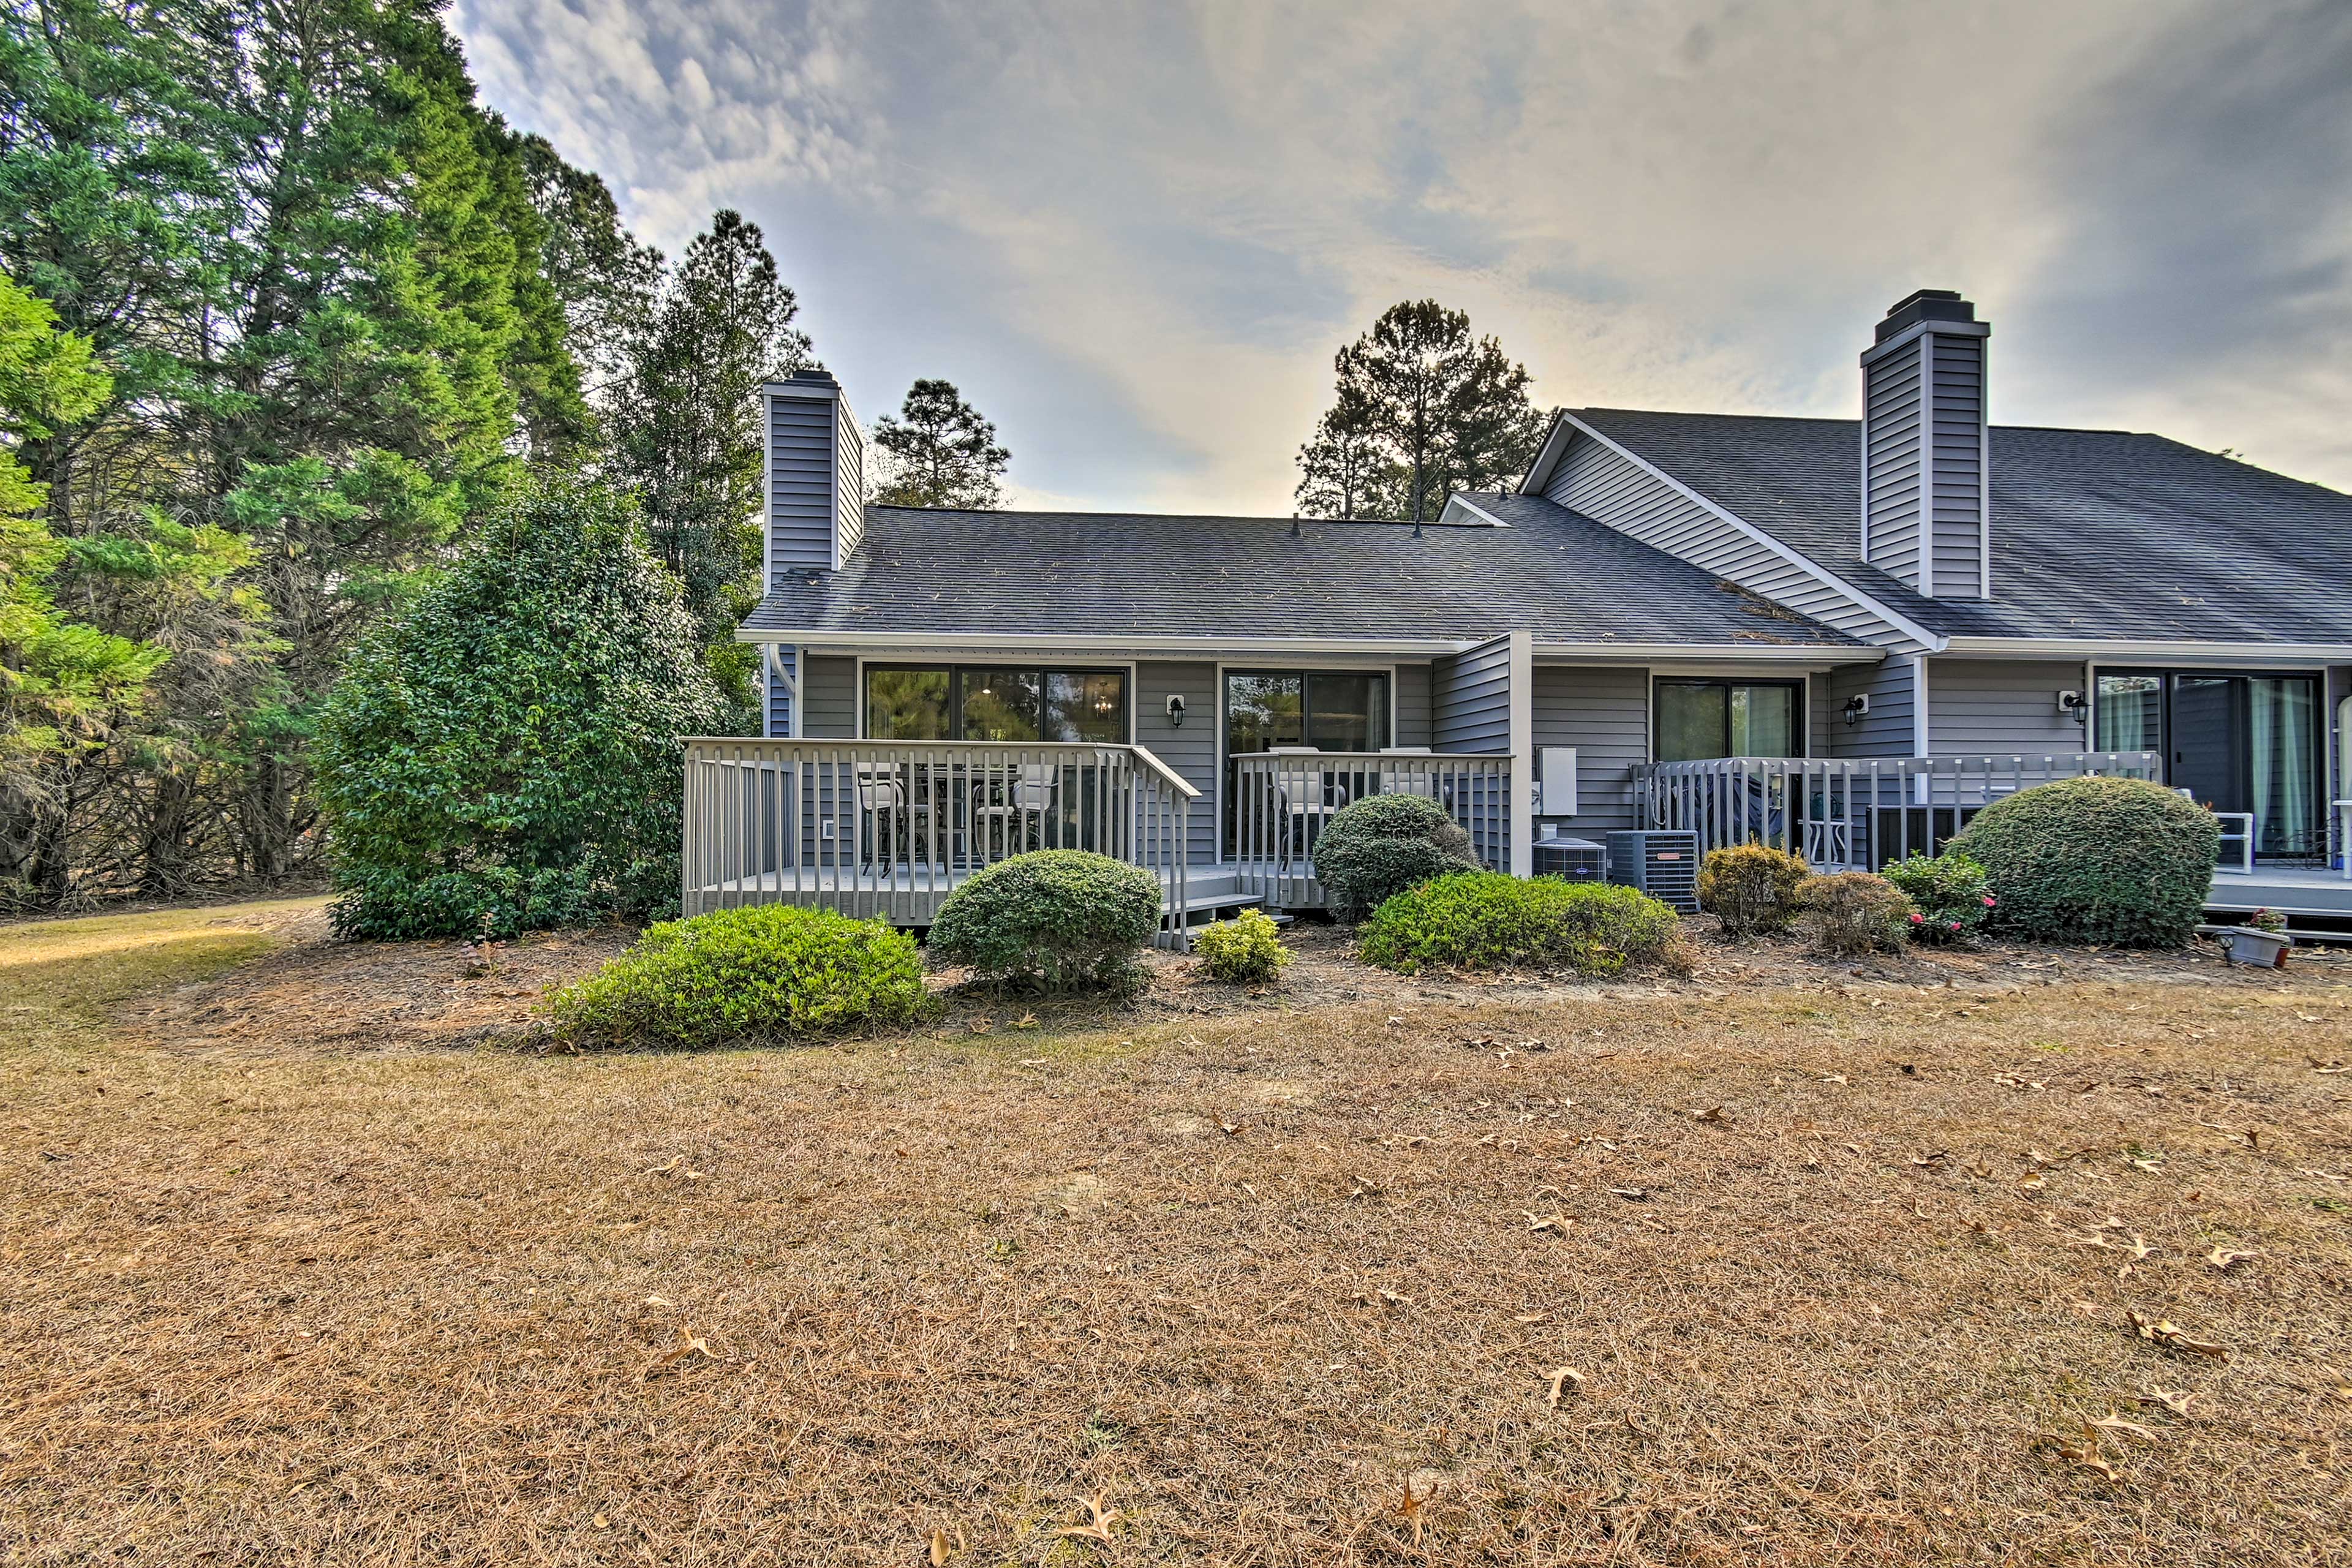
left=2094, top=670, right=2321, bottom=859
left=1223, top=670, right=1390, bottom=856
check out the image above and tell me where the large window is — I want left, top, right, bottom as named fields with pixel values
left=2095, top=670, right=2322, bottom=858
left=862, top=665, right=1128, bottom=742
left=1654, top=680, right=1800, bottom=762
left=1224, top=670, right=1390, bottom=758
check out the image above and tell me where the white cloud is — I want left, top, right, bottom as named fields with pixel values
left=452, top=0, right=2352, bottom=507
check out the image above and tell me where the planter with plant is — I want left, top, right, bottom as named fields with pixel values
left=2216, top=907, right=2293, bottom=968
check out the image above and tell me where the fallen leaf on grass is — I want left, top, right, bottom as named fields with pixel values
left=1512, top=1311, right=1550, bottom=1324
left=643, top=1156, right=684, bottom=1176
left=643, top=1326, right=715, bottom=1379
left=1817, top=1072, right=1848, bottom=1085
left=1607, top=1186, right=1648, bottom=1202
left=2123, top=1234, right=2155, bottom=1261
left=1692, top=1105, right=1730, bottom=1125
left=1012, top=1013, right=1038, bottom=1030
left=2018, top=1172, right=2048, bottom=1193
left=2130, top=1311, right=2230, bottom=1359
left=2091, top=1411, right=2162, bottom=1444
left=1057, top=1494, right=1121, bottom=1544
left=1377, top=1287, right=1413, bottom=1308
left=2204, top=1245, right=2257, bottom=1270
left=1218, top=1120, right=1241, bottom=1137
left=2035, top=1423, right=2122, bottom=1481
left=1525, top=1211, right=1575, bottom=1234
left=2137, top=1387, right=2196, bottom=1416
left=1390, top=1479, right=1433, bottom=1547
left=1545, top=1365, right=1586, bottom=1407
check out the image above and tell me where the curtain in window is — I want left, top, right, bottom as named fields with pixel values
left=2094, top=674, right=2162, bottom=752
left=2250, top=677, right=2315, bottom=855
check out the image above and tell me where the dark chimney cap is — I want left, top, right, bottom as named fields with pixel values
left=787, top=367, right=839, bottom=386
left=1875, top=290, right=1977, bottom=343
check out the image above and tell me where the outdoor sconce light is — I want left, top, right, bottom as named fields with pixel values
left=1165, top=693, right=1186, bottom=727
left=2057, top=689, right=2089, bottom=725
left=1842, top=693, right=1870, bottom=726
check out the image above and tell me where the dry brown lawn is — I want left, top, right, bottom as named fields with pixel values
left=2, top=901, right=2349, bottom=1566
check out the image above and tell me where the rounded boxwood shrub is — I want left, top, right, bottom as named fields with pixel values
left=1950, top=776, right=2217, bottom=947
left=1880, top=850, right=1994, bottom=944
left=929, top=849, right=1164, bottom=990
left=541, top=904, right=931, bottom=1048
left=1359, top=871, right=1687, bottom=976
left=1798, top=872, right=1914, bottom=958
left=1697, top=843, right=1809, bottom=938
left=1313, top=792, right=1480, bottom=922
left=1192, top=907, right=1292, bottom=984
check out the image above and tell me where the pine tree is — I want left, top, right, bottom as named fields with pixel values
left=611, top=208, right=812, bottom=709
left=1296, top=301, right=1546, bottom=522
left=869, top=379, right=1009, bottom=510
left=1293, top=372, right=1403, bottom=519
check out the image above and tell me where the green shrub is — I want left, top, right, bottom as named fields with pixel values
left=1311, top=792, right=1481, bottom=922
left=1697, top=843, right=1809, bottom=938
left=541, top=904, right=931, bottom=1048
left=317, top=478, right=726, bottom=940
left=1950, top=776, right=2217, bottom=947
left=1799, top=872, right=1914, bottom=958
left=1880, top=850, right=1994, bottom=944
left=929, top=850, right=1164, bottom=990
left=1192, top=907, right=1292, bottom=984
left=1359, top=872, right=1687, bottom=976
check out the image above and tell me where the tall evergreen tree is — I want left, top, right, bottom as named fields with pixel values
left=1292, top=374, right=1404, bottom=519
left=869, top=379, right=1009, bottom=509
left=611, top=208, right=812, bottom=710
left=516, top=132, right=660, bottom=420
left=1295, top=301, right=1545, bottom=522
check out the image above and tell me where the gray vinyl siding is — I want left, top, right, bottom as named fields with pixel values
left=1543, top=429, right=1921, bottom=650
left=1926, top=658, right=2087, bottom=755
left=1809, top=672, right=1834, bottom=756
left=1530, top=665, right=1647, bottom=834
left=769, top=392, right=837, bottom=580
left=1431, top=635, right=1512, bottom=752
left=764, top=646, right=796, bottom=737
left=1136, top=661, right=1218, bottom=867
left=1929, top=336, right=1986, bottom=597
left=834, top=396, right=864, bottom=561
left=1863, top=336, right=1923, bottom=587
left=1824, top=658, right=1918, bottom=758
left=1394, top=662, right=1433, bottom=747
left=801, top=655, right=856, bottom=738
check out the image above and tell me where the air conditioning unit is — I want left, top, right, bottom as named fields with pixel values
left=1532, top=835, right=1607, bottom=882
left=1604, top=831, right=1701, bottom=913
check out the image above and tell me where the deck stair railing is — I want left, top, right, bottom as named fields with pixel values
left=1229, top=750, right=1513, bottom=908
left=1630, top=752, right=2165, bottom=869
left=681, top=739, right=1199, bottom=943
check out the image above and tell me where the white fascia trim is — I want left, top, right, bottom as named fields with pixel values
left=762, top=379, right=839, bottom=400
left=736, top=630, right=1476, bottom=655
left=1532, top=642, right=1883, bottom=665
left=1447, top=495, right=1515, bottom=528
left=1551, top=412, right=1949, bottom=654
left=1942, top=636, right=2352, bottom=662
left=1515, top=410, right=1578, bottom=495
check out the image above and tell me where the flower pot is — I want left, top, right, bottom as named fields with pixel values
left=2217, top=927, right=2292, bottom=968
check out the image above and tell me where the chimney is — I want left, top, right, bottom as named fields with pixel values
left=762, top=368, right=864, bottom=584
left=1860, top=290, right=1989, bottom=598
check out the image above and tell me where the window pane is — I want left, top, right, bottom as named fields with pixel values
left=1046, top=672, right=1127, bottom=742
left=866, top=668, right=949, bottom=739
left=1730, top=685, right=1794, bottom=757
left=1306, top=673, right=1387, bottom=751
left=1226, top=674, right=1303, bottom=754
left=2250, top=676, right=2317, bottom=856
left=2095, top=674, right=2162, bottom=752
left=1656, top=684, right=1727, bottom=761
left=960, top=668, right=1041, bottom=741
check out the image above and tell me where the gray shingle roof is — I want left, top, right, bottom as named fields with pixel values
left=1569, top=408, right=2352, bottom=644
left=739, top=501, right=1862, bottom=649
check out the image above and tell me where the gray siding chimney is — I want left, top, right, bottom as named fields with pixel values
left=763, top=370, right=865, bottom=583
left=1860, top=290, right=1989, bottom=599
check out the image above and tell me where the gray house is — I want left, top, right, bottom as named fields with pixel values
left=688, top=291, right=2352, bottom=935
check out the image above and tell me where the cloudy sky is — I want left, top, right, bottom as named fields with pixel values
left=451, top=0, right=2352, bottom=513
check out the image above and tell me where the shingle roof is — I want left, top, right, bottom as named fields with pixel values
left=1569, top=408, right=2352, bottom=643
left=738, top=500, right=1863, bottom=649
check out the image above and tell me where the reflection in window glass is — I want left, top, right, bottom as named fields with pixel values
left=1731, top=685, right=1794, bottom=757
left=2095, top=674, right=2162, bottom=753
left=866, top=668, right=950, bottom=739
left=1046, top=672, right=1127, bottom=742
left=1306, top=673, right=1389, bottom=750
left=1226, top=674, right=1303, bottom=754
left=1657, top=684, right=1728, bottom=762
left=960, top=668, right=1041, bottom=741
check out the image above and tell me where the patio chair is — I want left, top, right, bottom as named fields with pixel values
left=854, top=763, right=932, bottom=871
left=970, top=762, right=1060, bottom=861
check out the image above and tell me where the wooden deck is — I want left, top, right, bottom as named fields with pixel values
left=2203, top=865, right=2352, bottom=923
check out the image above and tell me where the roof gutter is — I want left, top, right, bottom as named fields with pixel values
left=1943, top=636, right=2352, bottom=663
left=739, top=629, right=1880, bottom=662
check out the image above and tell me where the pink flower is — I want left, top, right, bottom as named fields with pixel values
left=1949, top=921, right=1962, bottom=930
left=1981, top=895, right=1997, bottom=907
left=1909, top=912, right=1924, bottom=924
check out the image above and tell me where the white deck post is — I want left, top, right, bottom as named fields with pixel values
left=1508, top=630, right=1534, bottom=877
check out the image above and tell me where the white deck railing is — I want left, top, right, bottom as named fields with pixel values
left=681, top=739, right=1199, bottom=941
left=1630, top=751, right=2165, bottom=869
left=1230, top=750, right=1513, bottom=908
